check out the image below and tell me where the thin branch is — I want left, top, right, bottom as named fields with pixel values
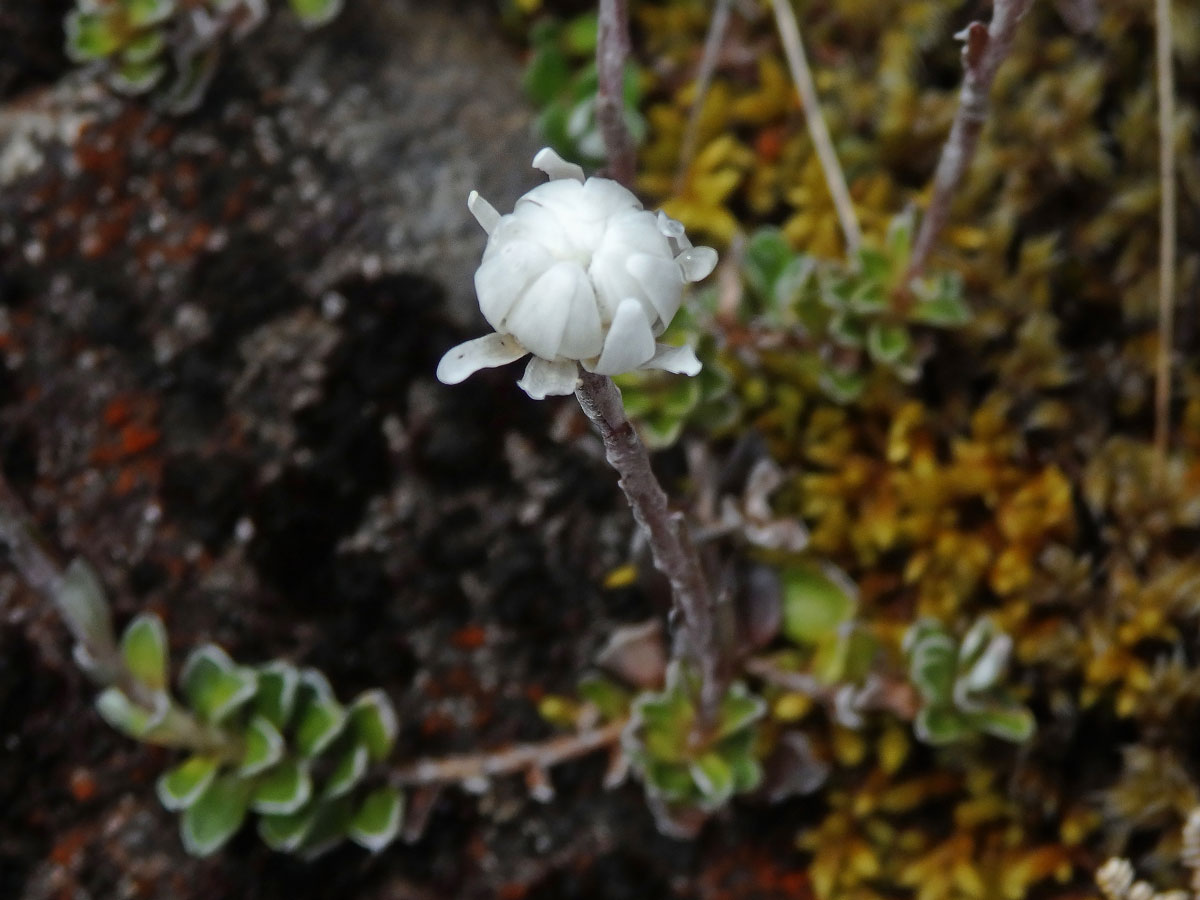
left=575, top=372, right=727, bottom=722
left=1154, top=0, right=1177, bottom=480
left=391, top=717, right=627, bottom=788
left=906, top=0, right=1035, bottom=281
left=769, top=0, right=862, bottom=256
left=674, top=0, right=734, bottom=195
left=596, top=0, right=637, bottom=189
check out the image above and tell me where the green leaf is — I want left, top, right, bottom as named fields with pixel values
left=819, top=367, right=866, bottom=404
left=181, top=646, right=257, bottom=724
left=255, top=662, right=300, bottom=731
left=717, top=686, right=765, bottom=739
left=909, top=633, right=957, bottom=704
left=829, top=312, right=867, bottom=348
left=181, top=775, right=250, bottom=857
left=347, top=690, right=398, bottom=763
left=287, top=0, right=343, bottom=27
left=781, top=563, right=858, bottom=645
left=348, top=787, right=405, bottom=853
left=298, top=796, right=355, bottom=860
left=112, top=58, right=166, bottom=94
left=258, top=804, right=317, bottom=853
left=239, top=716, right=285, bottom=777
left=523, top=45, right=570, bottom=106
left=689, top=752, right=734, bottom=806
left=771, top=255, right=817, bottom=318
left=121, top=614, right=168, bottom=693
left=64, top=13, right=123, bottom=62
left=157, top=755, right=219, bottom=811
left=914, top=706, right=971, bottom=746
left=812, top=625, right=877, bottom=685
left=909, top=273, right=970, bottom=327
left=121, top=28, right=165, bottom=64
left=577, top=674, right=632, bottom=721
left=867, top=322, right=912, bottom=366
left=563, top=13, right=599, bottom=55
left=293, top=697, right=347, bottom=759
left=323, top=744, right=369, bottom=800
left=56, top=558, right=116, bottom=658
left=972, top=705, right=1036, bottom=743
left=744, top=228, right=794, bottom=304
left=885, top=211, right=914, bottom=272
left=252, top=759, right=312, bottom=815
left=125, top=0, right=175, bottom=27
left=95, top=687, right=166, bottom=739
left=856, top=246, right=892, bottom=286
left=728, top=753, right=763, bottom=794
left=643, top=760, right=696, bottom=803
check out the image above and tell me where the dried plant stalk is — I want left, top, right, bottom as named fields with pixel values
left=906, top=0, right=1035, bottom=280
left=674, top=0, right=733, bottom=194
left=769, top=0, right=862, bottom=255
left=596, top=0, right=637, bottom=188
left=576, top=372, right=725, bottom=721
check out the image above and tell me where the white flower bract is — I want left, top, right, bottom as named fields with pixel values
left=436, top=148, right=718, bottom=400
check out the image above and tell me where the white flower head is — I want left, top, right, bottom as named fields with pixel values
left=437, top=148, right=718, bottom=400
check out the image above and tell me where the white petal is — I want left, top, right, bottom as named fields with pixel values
left=532, top=147, right=586, bottom=183
left=436, top=333, right=528, bottom=384
left=467, top=190, right=501, bottom=234
left=676, top=246, right=719, bottom=282
left=584, top=177, right=643, bottom=216
left=591, top=298, right=656, bottom=375
left=656, top=210, right=692, bottom=252
left=505, top=262, right=577, bottom=360
left=475, top=240, right=552, bottom=330
left=627, top=253, right=684, bottom=325
left=555, top=266, right=605, bottom=360
left=640, top=343, right=701, bottom=376
left=517, top=357, right=580, bottom=399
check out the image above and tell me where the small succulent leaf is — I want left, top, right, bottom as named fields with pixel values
left=157, top=755, right=219, bottom=811
left=690, top=752, right=735, bottom=807
left=65, top=12, right=123, bottom=61
left=251, top=759, right=312, bottom=816
left=120, top=614, right=169, bottom=693
left=867, top=322, right=911, bottom=366
left=111, top=58, right=166, bottom=94
left=819, top=367, right=866, bottom=404
left=297, top=796, right=355, bottom=861
left=348, top=787, right=405, bottom=853
left=910, top=634, right=958, bottom=704
left=744, top=228, right=794, bottom=303
left=914, top=706, right=971, bottom=746
left=181, top=645, right=257, bottom=724
left=95, top=687, right=167, bottom=739
left=254, top=661, right=300, bottom=731
left=958, top=617, right=996, bottom=668
left=239, top=716, right=285, bottom=777
left=121, top=29, right=165, bottom=64
left=972, top=705, right=1036, bottom=743
left=258, top=805, right=317, bottom=853
left=298, top=667, right=336, bottom=704
left=577, top=673, right=632, bottom=721
left=523, top=45, right=570, bottom=105
left=885, top=211, right=914, bottom=271
left=960, top=631, right=1013, bottom=696
left=829, top=312, right=867, bottom=348
left=716, top=686, right=765, bottom=740
left=181, top=775, right=251, bottom=857
left=903, top=618, right=946, bottom=655
left=781, top=562, right=858, bottom=645
left=56, top=558, right=116, bottom=657
left=293, top=697, right=347, bottom=759
left=728, top=753, right=763, bottom=794
left=856, top=246, right=892, bottom=285
left=347, top=690, right=398, bottom=763
left=323, top=744, right=369, bottom=800
left=125, top=0, right=175, bottom=27
left=644, top=760, right=696, bottom=804
left=771, top=255, right=817, bottom=318
left=909, top=273, right=970, bottom=327
left=287, top=0, right=343, bottom=28
left=563, top=12, right=599, bottom=55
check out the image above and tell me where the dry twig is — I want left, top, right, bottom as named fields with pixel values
left=575, top=372, right=727, bottom=722
left=391, top=716, right=627, bottom=790
left=596, top=0, right=637, bottom=188
left=906, top=0, right=1035, bottom=281
left=769, top=0, right=862, bottom=255
left=674, top=0, right=734, bottom=194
